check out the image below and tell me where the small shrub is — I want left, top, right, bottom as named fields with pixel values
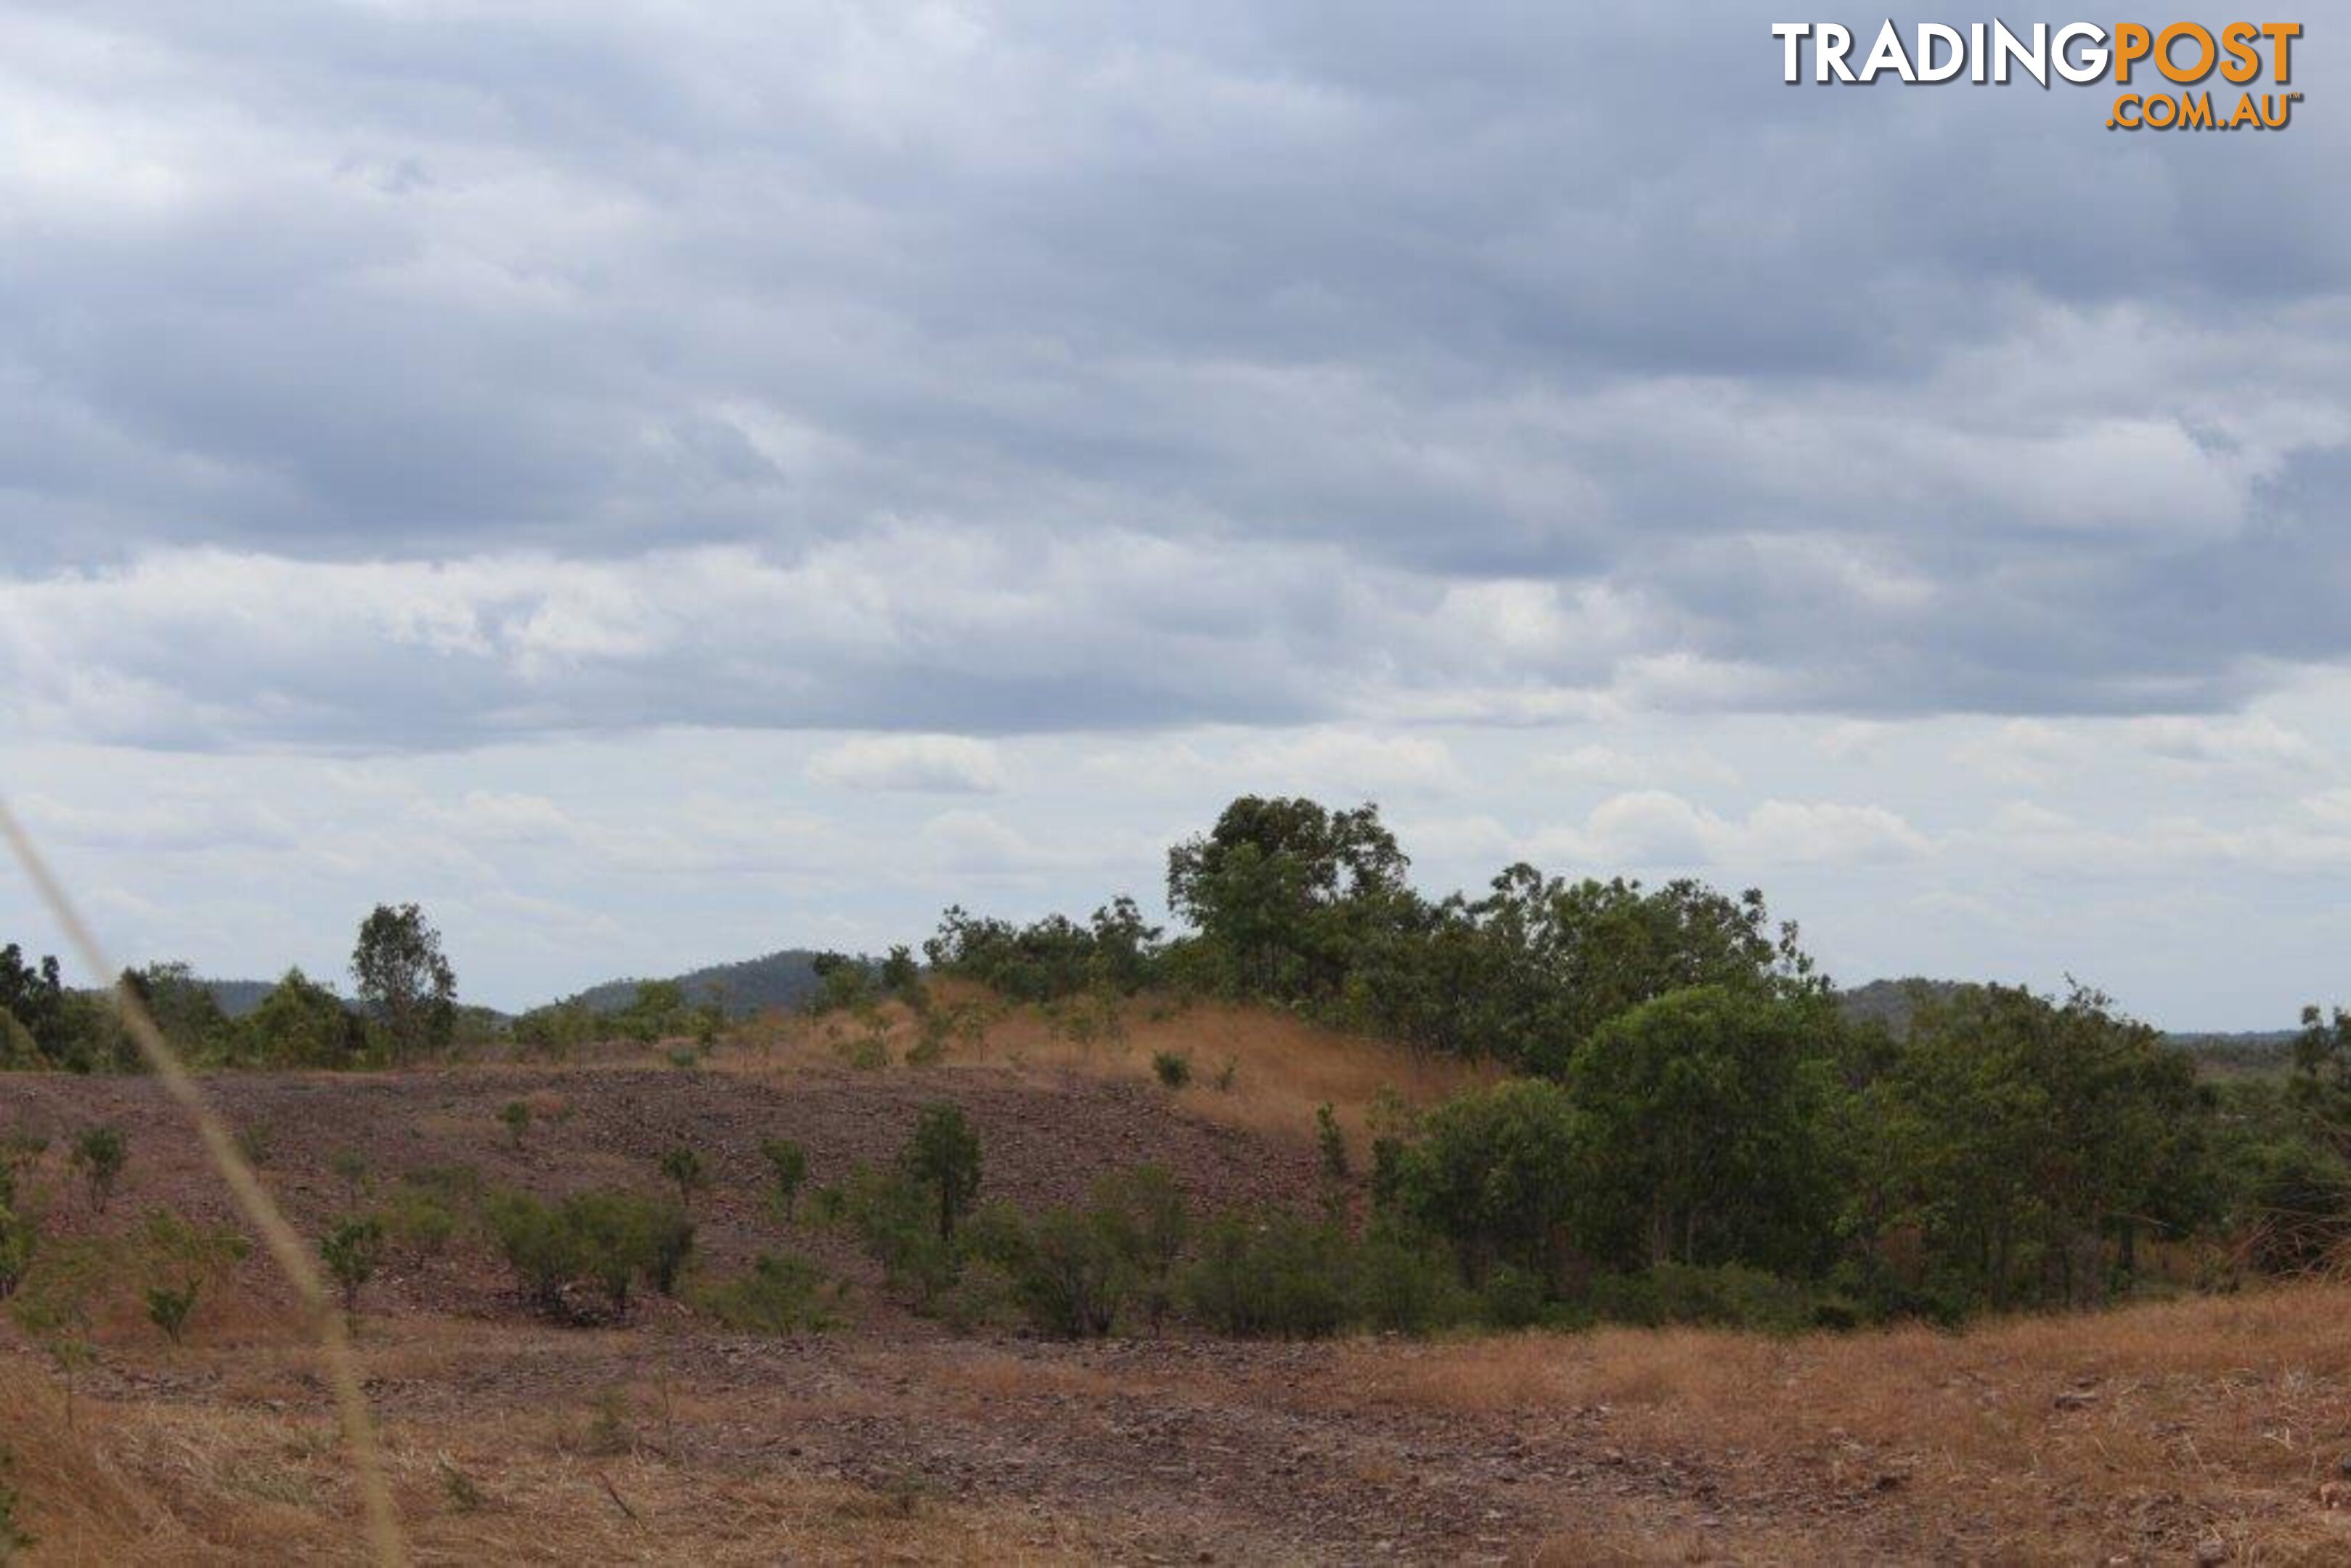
left=136, top=1207, right=248, bottom=1347
left=1316, top=1103, right=1350, bottom=1181
left=69, top=1126, right=126, bottom=1214
left=499, top=1101, right=531, bottom=1148
left=1151, top=1051, right=1191, bottom=1090
left=900, top=1104, right=982, bottom=1241
left=658, top=1146, right=709, bottom=1210
left=382, top=1183, right=458, bottom=1261
left=584, top=1387, right=632, bottom=1456
left=0, top=1203, right=34, bottom=1302
left=759, top=1138, right=809, bottom=1221
left=699, top=1252, right=844, bottom=1334
left=1093, top=1164, right=1189, bottom=1330
left=1478, top=1263, right=1546, bottom=1330
left=144, top=1283, right=198, bottom=1345
left=0, top=1443, right=33, bottom=1559
left=322, top=1216, right=386, bottom=1315
left=1183, top=1209, right=1351, bottom=1339
left=834, top=1024, right=890, bottom=1071
left=1353, top=1225, right=1472, bottom=1334
left=969, top=1201, right=1128, bottom=1338
left=330, top=1148, right=370, bottom=1208
left=905, top=1010, right=951, bottom=1066
left=667, top=1046, right=701, bottom=1071
left=1213, top=1056, right=1238, bottom=1093
left=8, top=1238, right=108, bottom=1418
left=439, top=1458, right=486, bottom=1513
left=1584, top=1263, right=1819, bottom=1334
left=487, top=1188, right=692, bottom=1321
left=840, top=1167, right=963, bottom=1310
left=235, top=1125, right=273, bottom=1169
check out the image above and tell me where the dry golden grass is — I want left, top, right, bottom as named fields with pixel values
left=0, top=1350, right=1091, bottom=1566
left=1318, top=1283, right=2351, bottom=1562
left=715, top=985, right=1492, bottom=1152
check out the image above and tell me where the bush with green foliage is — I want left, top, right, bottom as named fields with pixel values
left=242, top=968, right=369, bottom=1068
left=808, top=952, right=881, bottom=1016
left=69, top=1125, right=126, bottom=1213
left=924, top=897, right=1162, bottom=1003
left=968, top=1165, right=1192, bottom=1338
left=1566, top=985, right=1848, bottom=1274
left=0, top=1205, right=33, bottom=1304
left=901, top=1103, right=982, bottom=1241
left=760, top=1138, right=809, bottom=1220
left=488, top=1188, right=693, bottom=1320
left=1151, top=1050, right=1191, bottom=1089
left=0, top=1441, right=30, bottom=1559
left=322, top=1216, right=386, bottom=1315
left=699, top=1252, right=844, bottom=1334
left=659, top=1145, right=709, bottom=1209
left=1183, top=1208, right=1353, bottom=1339
left=137, top=1206, right=249, bottom=1346
left=835, top=1166, right=963, bottom=1310
left=1854, top=982, right=2215, bottom=1311
left=1384, top=1078, right=1581, bottom=1287
left=1350, top=1222, right=1473, bottom=1334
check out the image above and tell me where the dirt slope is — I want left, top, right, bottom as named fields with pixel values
left=5, top=1040, right=2350, bottom=1564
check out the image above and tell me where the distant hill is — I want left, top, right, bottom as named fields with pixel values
left=561, top=949, right=834, bottom=1018
left=1838, top=977, right=2298, bottom=1077
left=1835, top=976, right=1968, bottom=1037
left=201, top=979, right=277, bottom=1018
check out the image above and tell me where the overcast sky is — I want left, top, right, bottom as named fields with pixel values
left=3, top=4, right=2344, bottom=1027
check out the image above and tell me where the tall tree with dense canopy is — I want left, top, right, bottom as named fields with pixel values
left=350, top=904, right=457, bottom=1063
left=1165, top=796, right=1412, bottom=1001
left=1567, top=984, right=1847, bottom=1273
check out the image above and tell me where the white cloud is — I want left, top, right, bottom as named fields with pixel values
left=1531, top=790, right=1932, bottom=870
left=807, top=735, right=1003, bottom=794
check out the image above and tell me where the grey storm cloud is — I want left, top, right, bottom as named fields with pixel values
left=0, top=1, right=2345, bottom=744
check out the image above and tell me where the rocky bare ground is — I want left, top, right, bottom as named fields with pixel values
left=6, top=1060, right=2331, bottom=1564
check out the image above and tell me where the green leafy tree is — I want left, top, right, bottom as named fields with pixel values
left=1165, top=796, right=1411, bottom=1002
left=1386, top=1078, right=1581, bottom=1286
left=0, top=946, right=66, bottom=1064
left=118, top=963, right=234, bottom=1066
left=0, top=1007, right=40, bottom=1071
left=901, top=1103, right=982, bottom=1241
left=243, top=968, right=368, bottom=1069
left=351, top=903, right=458, bottom=1063
left=2289, top=1005, right=2351, bottom=1124
left=1859, top=983, right=2216, bottom=1311
left=1567, top=986, right=1848, bottom=1273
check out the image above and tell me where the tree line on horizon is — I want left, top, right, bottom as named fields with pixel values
left=922, top=794, right=2351, bottom=1323
left=5, top=792, right=2351, bottom=1328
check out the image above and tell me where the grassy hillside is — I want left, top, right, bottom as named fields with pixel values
left=1, top=1013, right=2346, bottom=1563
